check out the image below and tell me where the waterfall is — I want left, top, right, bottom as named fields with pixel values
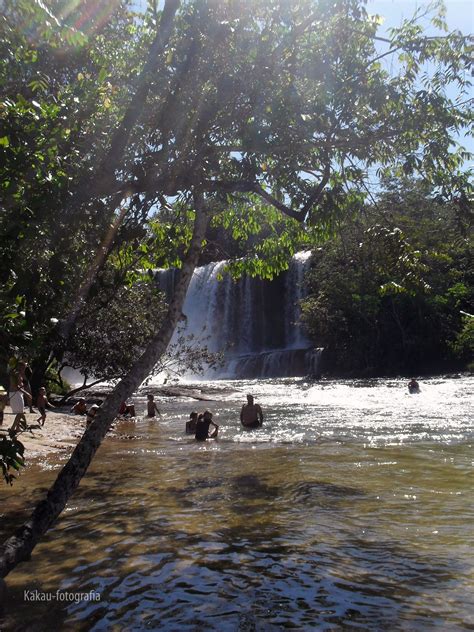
left=157, top=252, right=322, bottom=378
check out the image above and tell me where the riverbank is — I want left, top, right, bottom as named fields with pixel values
left=1, top=382, right=237, bottom=463
left=1, top=408, right=86, bottom=460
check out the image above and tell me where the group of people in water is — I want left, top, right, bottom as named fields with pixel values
left=2, top=357, right=421, bottom=439
left=185, top=394, right=264, bottom=441
left=70, top=391, right=263, bottom=441
left=71, top=392, right=263, bottom=440
left=70, top=393, right=163, bottom=428
left=2, top=369, right=264, bottom=442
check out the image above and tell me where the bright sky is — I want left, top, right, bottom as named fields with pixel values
left=366, top=0, right=473, bottom=34
left=367, top=0, right=473, bottom=163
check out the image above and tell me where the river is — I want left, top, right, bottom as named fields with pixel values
left=1, top=376, right=473, bottom=630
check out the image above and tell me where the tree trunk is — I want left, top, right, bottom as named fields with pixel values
left=58, top=0, right=181, bottom=345
left=0, top=194, right=208, bottom=580
left=58, top=198, right=129, bottom=345
left=69, top=0, right=181, bottom=206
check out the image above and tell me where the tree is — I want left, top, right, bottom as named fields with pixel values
left=0, top=0, right=159, bottom=389
left=301, top=178, right=473, bottom=375
left=451, top=313, right=474, bottom=370
left=0, top=0, right=185, bottom=386
left=62, top=279, right=167, bottom=390
left=0, top=0, right=472, bottom=578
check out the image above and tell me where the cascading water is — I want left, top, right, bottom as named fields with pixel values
left=157, top=252, right=322, bottom=378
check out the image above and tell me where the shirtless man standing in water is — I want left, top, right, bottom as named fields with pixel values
left=240, top=394, right=263, bottom=429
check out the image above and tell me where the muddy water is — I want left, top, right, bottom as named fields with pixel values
left=1, top=377, right=473, bottom=630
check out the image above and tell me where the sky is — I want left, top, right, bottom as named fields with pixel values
left=367, top=0, right=473, bottom=33
left=367, top=0, right=473, bottom=164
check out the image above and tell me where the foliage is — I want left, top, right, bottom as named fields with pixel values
left=0, top=433, right=25, bottom=486
left=0, top=0, right=472, bottom=383
left=301, top=178, right=473, bottom=375
left=0, top=0, right=151, bottom=379
left=450, top=313, right=474, bottom=363
left=64, top=279, right=167, bottom=383
left=106, top=0, right=473, bottom=274
left=43, top=361, right=72, bottom=396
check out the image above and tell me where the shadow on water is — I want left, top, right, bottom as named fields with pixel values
left=230, top=474, right=281, bottom=499
left=1, top=385, right=473, bottom=632
left=0, top=472, right=469, bottom=631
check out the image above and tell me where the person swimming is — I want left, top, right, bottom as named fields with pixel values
left=240, top=394, right=263, bottom=429
left=195, top=410, right=219, bottom=441
left=408, top=378, right=420, bottom=394
left=186, top=411, right=198, bottom=434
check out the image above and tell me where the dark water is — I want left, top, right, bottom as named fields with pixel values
left=1, top=377, right=473, bottom=630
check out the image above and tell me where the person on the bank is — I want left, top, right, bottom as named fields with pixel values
left=408, top=378, right=420, bottom=394
left=186, top=411, right=198, bottom=434
left=36, top=387, right=55, bottom=426
left=195, top=410, right=219, bottom=441
left=146, top=394, right=162, bottom=418
left=71, top=398, right=88, bottom=415
left=240, top=393, right=263, bottom=428
left=9, top=360, right=32, bottom=434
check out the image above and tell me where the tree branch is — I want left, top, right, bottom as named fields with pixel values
left=301, top=162, right=331, bottom=221
left=203, top=172, right=331, bottom=224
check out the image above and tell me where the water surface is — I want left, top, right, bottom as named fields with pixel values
left=1, top=376, right=473, bottom=630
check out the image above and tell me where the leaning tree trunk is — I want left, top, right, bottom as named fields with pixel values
left=0, top=194, right=208, bottom=580
left=58, top=0, right=181, bottom=346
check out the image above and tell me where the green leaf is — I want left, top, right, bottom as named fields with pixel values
left=98, top=67, right=108, bottom=83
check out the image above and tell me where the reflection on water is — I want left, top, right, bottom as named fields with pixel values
left=1, top=377, right=473, bottom=630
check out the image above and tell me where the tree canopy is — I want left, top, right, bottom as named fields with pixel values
left=301, top=177, right=473, bottom=376
left=0, top=0, right=472, bottom=576
left=1, top=0, right=471, bottom=375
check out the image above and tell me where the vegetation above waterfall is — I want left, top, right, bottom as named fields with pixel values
left=1, top=0, right=472, bottom=390
left=301, top=178, right=473, bottom=376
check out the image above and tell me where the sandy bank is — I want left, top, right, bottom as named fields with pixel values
left=0, top=382, right=240, bottom=464
left=1, top=408, right=86, bottom=459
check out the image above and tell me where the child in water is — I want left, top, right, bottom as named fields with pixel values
left=118, top=400, right=136, bottom=417
left=71, top=398, right=87, bottom=415
left=146, top=394, right=162, bottom=418
left=36, top=387, right=55, bottom=426
left=195, top=411, right=219, bottom=441
left=186, top=411, right=198, bottom=434
left=86, top=404, right=100, bottom=428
